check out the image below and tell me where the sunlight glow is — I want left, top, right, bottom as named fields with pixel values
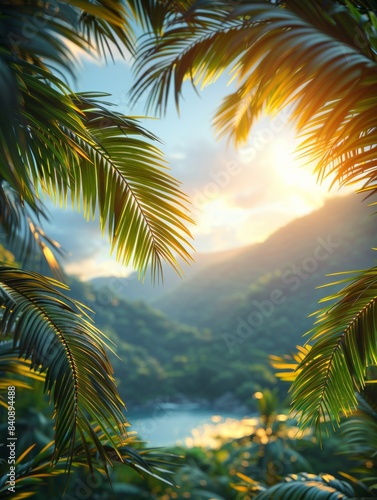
left=183, top=414, right=311, bottom=449
left=272, top=137, right=295, bottom=163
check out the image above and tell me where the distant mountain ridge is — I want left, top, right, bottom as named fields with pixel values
left=90, top=195, right=377, bottom=332
left=152, top=194, right=377, bottom=332
left=89, top=241, right=246, bottom=304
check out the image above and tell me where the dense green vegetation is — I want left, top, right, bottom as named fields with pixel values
left=4, top=388, right=374, bottom=499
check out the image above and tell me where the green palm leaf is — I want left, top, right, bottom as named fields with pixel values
left=0, top=1, right=193, bottom=280
left=0, top=266, right=127, bottom=473
left=270, top=345, right=312, bottom=383
left=65, top=92, right=194, bottom=278
left=291, top=268, right=377, bottom=430
left=72, top=0, right=134, bottom=58
left=0, top=182, right=65, bottom=279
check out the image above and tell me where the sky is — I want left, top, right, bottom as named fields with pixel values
left=45, top=52, right=345, bottom=280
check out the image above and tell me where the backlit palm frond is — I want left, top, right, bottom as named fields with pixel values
left=62, top=92, right=194, bottom=279
left=2, top=0, right=134, bottom=68
left=0, top=0, right=132, bottom=199
left=1, top=55, right=193, bottom=280
left=253, top=472, right=356, bottom=499
left=0, top=267, right=127, bottom=473
left=132, top=0, right=377, bottom=194
left=291, top=267, right=377, bottom=431
left=127, top=0, right=195, bottom=35
left=73, top=0, right=135, bottom=59
left=131, top=2, right=238, bottom=115
left=270, top=345, right=312, bottom=383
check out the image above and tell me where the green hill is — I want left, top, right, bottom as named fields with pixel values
left=153, top=195, right=376, bottom=347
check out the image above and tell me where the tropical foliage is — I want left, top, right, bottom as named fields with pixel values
left=0, top=0, right=193, bottom=492
left=13, top=385, right=365, bottom=499
left=128, top=0, right=377, bottom=496
left=3, top=0, right=377, bottom=496
left=131, top=0, right=377, bottom=443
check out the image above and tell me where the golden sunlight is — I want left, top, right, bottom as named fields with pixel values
left=272, top=136, right=295, bottom=164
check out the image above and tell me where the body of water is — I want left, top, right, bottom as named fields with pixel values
left=126, top=405, right=247, bottom=447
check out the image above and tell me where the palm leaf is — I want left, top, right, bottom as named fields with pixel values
left=65, top=92, right=194, bottom=279
left=132, top=0, right=377, bottom=195
left=131, top=2, right=235, bottom=114
left=73, top=0, right=135, bottom=59
left=0, top=182, right=65, bottom=279
left=340, top=385, right=377, bottom=481
left=291, top=268, right=377, bottom=431
left=253, top=472, right=356, bottom=499
left=0, top=266, right=127, bottom=473
left=270, top=345, right=312, bottom=383
left=0, top=2, right=193, bottom=280
left=128, top=0, right=221, bottom=37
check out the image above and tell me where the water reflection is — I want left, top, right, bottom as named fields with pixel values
left=127, top=408, right=247, bottom=447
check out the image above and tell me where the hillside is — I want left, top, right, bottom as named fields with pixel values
left=65, top=276, right=278, bottom=409
left=89, top=246, right=245, bottom=304
left=153, top=195, right=376, bottom=338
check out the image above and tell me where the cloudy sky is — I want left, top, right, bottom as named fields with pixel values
left=45, top=54, right=345, bottom=280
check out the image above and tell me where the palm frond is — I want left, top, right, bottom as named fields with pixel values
left=340, top=384, right=377, bottom=481
left=1, top=62, right=193, bottom=280
left=0, top=267, right=127, bottom=473
left=66, top=92, right=194, bottom=279
left=291, top=267, right=377, bottom=431
left=72, top=0, right=135, bottom=59
left=0, top=182, right=65, bottom=279
left=127, top=0, right=194, bottom=35
left=253, top=472, right=356, bottom=499
left=131, top=2, right=236, bottom=114
left=132, top=0, right=377, bottom=194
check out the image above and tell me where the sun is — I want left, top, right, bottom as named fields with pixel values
left=270, top=137, right=303, bottom=186
left=269, top=134, right=331, bottom=192
left=265, top=132, right=336, bottom=216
